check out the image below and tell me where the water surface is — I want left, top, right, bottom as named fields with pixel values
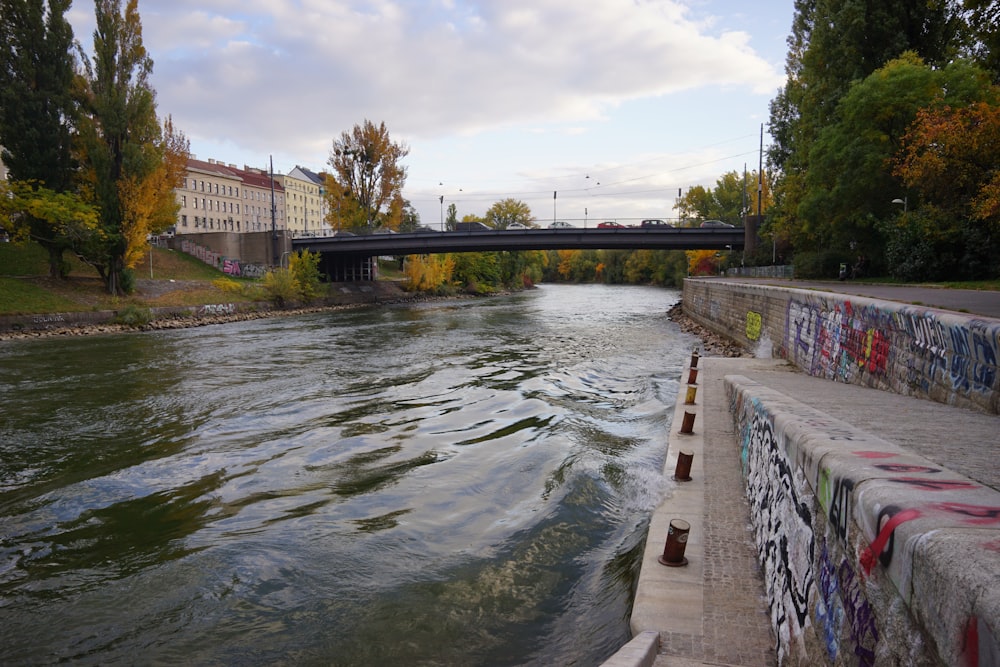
left=0, top=284, right=697, bottom=665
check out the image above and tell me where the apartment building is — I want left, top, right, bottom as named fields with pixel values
left=174, top=158, right=286, bottom=235
left=280, top=166, right=331, bottom=237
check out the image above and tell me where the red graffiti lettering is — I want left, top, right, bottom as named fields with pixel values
left=853, top=451, right=897, bottom=459
left=889, top=478, right=978, bottom=491
left=931, top=502, right=1000, bottom=525
left=861, top=508, right=921, bottom=576
left=874, top=464, right=940, bottom=474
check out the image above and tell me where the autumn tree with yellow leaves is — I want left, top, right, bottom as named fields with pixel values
left=326, top=120, right=409, bottom=233
left=75, top=0, right=189, bottom=294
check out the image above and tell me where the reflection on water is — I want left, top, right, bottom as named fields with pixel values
left=0, top=284, right=698, bottom=665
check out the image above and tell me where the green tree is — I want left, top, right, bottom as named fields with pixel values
left=451, top=252, right=501, bottom=292
left=0, top=0, right=79, bottom=277
left=445, top=203, right=458, bottom=230
left=484, top=198, right=535, bottom=229
left=799, top=54, right=996, bottom=267
left=75, top=0, right=184, bottom=294
left=326, top=120, right=408, bottom=232
left=0, top=180, right=100, bottom=247
left=289, top=249, right=322, bottom=301
left=397, top=199, right=421, bottom=232
left=767, top=0, right=962, bottom=261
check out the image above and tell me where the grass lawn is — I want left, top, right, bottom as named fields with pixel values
left=0, top=277, right=83, bottom=314
left=0, top=242, right=247, bottom=315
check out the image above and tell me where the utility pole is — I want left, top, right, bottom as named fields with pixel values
left=270, top=155, right=279, bottom=266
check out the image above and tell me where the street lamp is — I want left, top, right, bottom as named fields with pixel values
left=892, top=197, right=907, bottom=213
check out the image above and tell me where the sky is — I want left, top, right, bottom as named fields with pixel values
left=66, top=0, right=795, bottom=229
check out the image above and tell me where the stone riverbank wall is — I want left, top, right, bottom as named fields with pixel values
left=682, top=279, right=1000, bottom=666
left=682, top=279, right=1000, bottom=415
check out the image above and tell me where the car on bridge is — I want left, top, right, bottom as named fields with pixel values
left=597, top=221, right=625, bottom=228
left=455, top=221, right=491, bottom=231
left=699, top=220, right=735, bottom=228
left=640, top=219, right=674, bottom=228
left=549, top=221, right=574, bottom=229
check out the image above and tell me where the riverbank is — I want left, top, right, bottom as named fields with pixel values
left=0, top=281, right=420, bottom=341
left=2, top=280, right=747, bottom=360
left=666, top=302, right=747, bottom=358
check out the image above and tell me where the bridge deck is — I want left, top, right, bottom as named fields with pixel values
left=293, top=227, right=747, bottom=256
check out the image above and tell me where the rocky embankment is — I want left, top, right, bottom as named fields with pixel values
left=667, top=302, right=747, bottom=358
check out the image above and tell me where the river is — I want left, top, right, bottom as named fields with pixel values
left=0, top=284, right=699, bottom=666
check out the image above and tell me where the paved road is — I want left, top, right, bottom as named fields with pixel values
left=724, top=278, right=1000, bottom=319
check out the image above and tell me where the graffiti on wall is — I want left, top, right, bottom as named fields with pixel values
left=746, top=311, right=762, bottom=341
left=181, top=240, right=266, bottom=279
left=816, top=542, right=879, bottom=666
left=784, top=297, right=999, bottom=404
left=740, top=400, right=817, bottom=662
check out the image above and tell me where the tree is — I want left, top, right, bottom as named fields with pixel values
left=484, top=198, right=534, bottom=229
left=677, top=170, right=767, bottom=225
left=0, top=0, right=79, bottom=277
left=446, top=203, right=458, bottom=230
left=0, top=180, right=99, bottom=247
left=326, top=120, right=408, bottom=232
left=397, top=199, right=421, bottom=232
left=767, top=0, right=962, bottom=263
left=800, top=54, right=996, bottom=265
left=889, top=100, right=1000, bottom=278
left=75, top=0, right=187, bottom=294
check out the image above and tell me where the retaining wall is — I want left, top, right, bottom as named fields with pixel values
left=682, top=279, right=1000, bottom=415
left=726, top=376, right=1000, bottom=666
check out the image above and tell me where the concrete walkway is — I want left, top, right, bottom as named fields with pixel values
left=602, top=354, right=1000, bottom=667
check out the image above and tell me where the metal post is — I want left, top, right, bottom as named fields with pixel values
left=673, top=450, right=693, bottom=481
left=679, top=411, right=695, bottom=434
left=658, top=519, right=690, bottom=566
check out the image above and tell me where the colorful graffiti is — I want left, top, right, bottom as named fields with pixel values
left=180, top=240, right=266, bottom=279
left=784, top=296, right=999, bottom=411
left=746, top=310, right=763, bottom=341
left=817, top=542, right=879, bottom=666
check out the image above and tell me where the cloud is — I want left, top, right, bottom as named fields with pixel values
left=70, top=0, right=782, bottom=165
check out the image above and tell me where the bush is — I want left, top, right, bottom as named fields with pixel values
left=120, top=267, right=136, bottom=294
left=262, top=268, right=299, bottom=307
left=114, top=303, right=153, bottom=327
left=213, top=277, right=244, bottom=294
left=792, top=249, right=848, bottom=280
left=289, top=250, right=323, bottom=301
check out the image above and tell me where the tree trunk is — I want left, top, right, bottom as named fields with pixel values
left=43, top=243, right=66, bottom=279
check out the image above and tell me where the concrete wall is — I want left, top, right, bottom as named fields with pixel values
left=167, top=230, right=292, bottom=268
left=681, top=279, right=1000, bottom=665
left=726, top=376, right=1000, bottom=666
left=682, top=279, right=1000, bottom=415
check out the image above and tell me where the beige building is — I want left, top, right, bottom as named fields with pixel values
left=280, top=166, right=330, bottom=237
left=174, top=158, right=286, bottom=235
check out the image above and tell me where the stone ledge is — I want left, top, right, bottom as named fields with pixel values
left=725, top=374, right=1000, bottom=665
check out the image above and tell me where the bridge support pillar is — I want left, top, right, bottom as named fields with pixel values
left=319, top=254, right=378, bottom=282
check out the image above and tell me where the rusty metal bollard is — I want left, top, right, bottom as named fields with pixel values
left=684, top=384, right=698, bottom=405
left=686, top=366, right=699, bottom=386
left=673, top=450, right=693, bottom=481
left=658, top=518, right=691, bottom=567
left=679, top=411, right=695, bottom=434
left=690, top=349, right=699, bottom=369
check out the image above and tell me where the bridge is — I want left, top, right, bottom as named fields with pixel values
left=291, top=226, right=748, bottom=280
left=294, top=226, right=745, bottom=254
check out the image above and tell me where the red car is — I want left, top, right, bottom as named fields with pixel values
left=597, top=221, right=624, bottom=228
